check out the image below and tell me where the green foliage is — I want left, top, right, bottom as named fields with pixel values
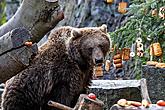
left=0, top=0, right=6, bottom=25
left=109, top=0, right=165, bottom=79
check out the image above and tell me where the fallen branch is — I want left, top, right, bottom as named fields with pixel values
left=48, top=101, right=72, bottom=110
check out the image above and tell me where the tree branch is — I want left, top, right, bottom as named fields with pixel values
left=0, top=0, right=64, bottom=43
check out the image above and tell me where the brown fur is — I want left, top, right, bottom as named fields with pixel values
left=1, top=25, right=110, bottom=110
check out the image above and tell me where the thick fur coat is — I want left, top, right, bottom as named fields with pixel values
left=1, top=25, right=111, bottom=110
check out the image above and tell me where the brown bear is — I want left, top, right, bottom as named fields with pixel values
left=1, top=24, right=111, bottom=110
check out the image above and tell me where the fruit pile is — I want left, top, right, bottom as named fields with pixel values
left=116, top=99, right=165, bottom=109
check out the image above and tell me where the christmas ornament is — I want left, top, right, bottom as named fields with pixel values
left=159, top=7, right=165, bottom=19
left=151, top=43, right=162, bottom=57
left=122, top=48, right=130, bottom=61
left=105, top=60, right=111, bottom=72
left=105, top=0, right=113, bottom=4
left=130, top=52, right=135, bottom=57
left=113, top=51, right=122, bottom=69
left=151, top=9, right=158, bottom=17
left=147, top=35, right=152, bottom=41
left=136, top=37, right=142, bottom=43
left=137, top=43, right=144, bottom=51
left=137, top=50, right=144, bottom=57
left=118, top=1, right=128, bottom=14
left=94, top=66, right=103, bottom=77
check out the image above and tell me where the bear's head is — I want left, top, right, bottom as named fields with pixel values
left=67, top=24, right=111, bottom=69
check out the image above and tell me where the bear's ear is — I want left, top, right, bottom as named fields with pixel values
left=71, top=29, right=82, bottom=40
left=99, top=24, right=107, bottom=33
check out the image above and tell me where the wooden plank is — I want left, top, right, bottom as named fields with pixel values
left=140, top=78, right=151, bottom=103
left=90, top=80, right=141, bottom=89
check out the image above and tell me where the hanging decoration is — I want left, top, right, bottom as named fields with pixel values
left=136, top=37, right=142, bottom=43
left=113, top=50, right=122, bottom=69
left=118, top=1, right=128, bottom=14
left=94, top=66, right=103, bottom=77
left=105, top=0, right=114, bottom=4
left=130, top=52, right=135, bottom=57
left=150, top=42, right=162, bottom=57
left=159, top=7, right=165, bottom=19
left=136, top=38, right=144, bottom=57
left=105, top=60, right=111, bottom=72
left=122, top=48, right=130, bottom=61
left=151, top=9, right=158, bottom=17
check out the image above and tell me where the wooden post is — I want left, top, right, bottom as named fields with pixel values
left=0, top=28, right=38, bottom=83
left=140, top=78, right=151, bottom=103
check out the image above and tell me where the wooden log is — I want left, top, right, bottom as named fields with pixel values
left=0, top=28, right=31, bottom=55
left=48, top=100, right=72, bottom=110
left=0, top=28, right=38, bottom=83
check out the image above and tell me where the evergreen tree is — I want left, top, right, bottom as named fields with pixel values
left=110, top=0, right=165, bottom=79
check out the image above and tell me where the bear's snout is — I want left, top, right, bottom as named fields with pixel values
left=92, top=47, right=104, bottom=66
left=95, top=58, right=104, bottom=65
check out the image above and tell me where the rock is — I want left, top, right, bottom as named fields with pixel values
left=142, top=65, right=165, bottom=103
left=58, top=0, right=130, bottom=32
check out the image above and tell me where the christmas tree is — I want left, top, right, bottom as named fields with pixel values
left=110, top=0, right=165, bottom=79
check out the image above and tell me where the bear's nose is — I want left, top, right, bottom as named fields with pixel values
left=95, top=58, right=103, bottom=65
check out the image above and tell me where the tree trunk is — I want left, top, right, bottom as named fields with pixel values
left=0, top=0, right=64, bottom=43
left=0, top=28, right=38, bottom=83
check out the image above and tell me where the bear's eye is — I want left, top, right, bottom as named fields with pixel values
left=99, top=45, right=104, bottom=50
left=88, top=47, right=93, bottom=54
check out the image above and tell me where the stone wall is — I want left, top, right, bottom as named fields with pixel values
left=142, top=65, right=165, bottom=103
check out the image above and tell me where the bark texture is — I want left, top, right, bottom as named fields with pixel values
left=0, top=28, right=38, bottom=83
left=0, top=0, right=64, bottom=43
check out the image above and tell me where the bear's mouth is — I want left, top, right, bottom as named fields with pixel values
left=93, top=58, right=104, bottom=66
